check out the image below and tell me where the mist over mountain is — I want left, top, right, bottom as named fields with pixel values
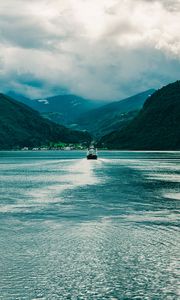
left=100, top=81, right=180, bottom=150
left=0, top=94, right=91, bottom=150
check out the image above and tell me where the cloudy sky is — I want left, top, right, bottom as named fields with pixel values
left=0, top=0, right=180, bottom=100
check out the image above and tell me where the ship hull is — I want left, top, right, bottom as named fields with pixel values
left=87, top=154, right=97, bottom=160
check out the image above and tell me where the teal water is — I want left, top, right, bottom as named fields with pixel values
left=0, top=151, right=179, bottom=300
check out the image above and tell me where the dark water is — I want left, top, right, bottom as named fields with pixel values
left=0, top=151, right=179, bottom=300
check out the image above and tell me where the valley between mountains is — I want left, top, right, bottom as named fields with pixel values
left=1, top=80, right=180, bottom=150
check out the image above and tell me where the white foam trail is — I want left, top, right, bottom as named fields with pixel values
left=0, top=158, right=103, bottom=212
left=26, top=158, right=102, bottom=204
left=98, top=158, right=110, bottom=163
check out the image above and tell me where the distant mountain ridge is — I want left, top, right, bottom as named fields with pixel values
left=75, top=89, right=155, bottom=137
left=9, top=93, right=107, bottom=126
left=0, top=94, right=91, bottom=150
left=100, top=81, right=180, bottom=150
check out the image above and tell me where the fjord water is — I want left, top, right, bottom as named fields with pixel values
left=0, top=151, right=179, bottom=300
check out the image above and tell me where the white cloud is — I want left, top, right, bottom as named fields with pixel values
left=0, top=0, right=179, bottom=100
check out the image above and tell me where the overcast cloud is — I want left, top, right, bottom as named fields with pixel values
left=0, top=0, right=180, bottom=100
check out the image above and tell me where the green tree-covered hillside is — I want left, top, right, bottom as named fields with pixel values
left=0, top=94, right=91, bottom=149
left=100, top=81, right=180, bottom=150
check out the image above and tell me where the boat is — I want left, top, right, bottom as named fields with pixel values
left=87, top=145, right=97, bottom=160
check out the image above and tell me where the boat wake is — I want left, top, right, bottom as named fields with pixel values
left=24, top=158, right=103, bottom=206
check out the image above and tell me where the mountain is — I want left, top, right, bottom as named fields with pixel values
left=7, top=92, right=32, bottom=106
left=10, top=93, right=107, bottom=126
left=75, top=89, right=155, bottom=137
left=0, top=94, right=91, bottom=150
left=100, top=81, right=180, bottom=150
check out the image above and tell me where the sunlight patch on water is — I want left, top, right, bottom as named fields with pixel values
left=0, top=204, right=43, bottom=213
left=0, top=158, right=105, bottom=214
left=163, top=192, right=180, bottom=201
left=125, top=210, right=180, bottom=223
left=24, top=158, right=102, bottom=205
left=147, top=174, right=180, bottom=182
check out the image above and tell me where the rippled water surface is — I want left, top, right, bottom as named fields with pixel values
left=0, top=151, right=180, bottom=300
